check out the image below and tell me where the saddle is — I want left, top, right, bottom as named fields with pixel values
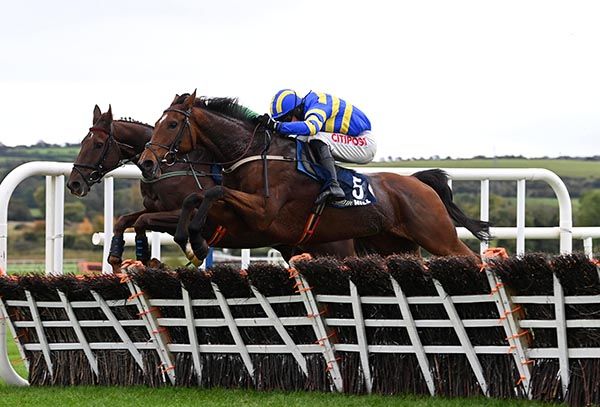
left=295, top=140, right=377, bottom=208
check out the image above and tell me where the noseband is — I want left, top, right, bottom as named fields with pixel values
left=144, top=107, right=192, bottom=166
left=72, top=125, right=135, bottom=187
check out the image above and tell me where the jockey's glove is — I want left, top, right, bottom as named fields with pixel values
left=256, top=113, right=279, bottom=132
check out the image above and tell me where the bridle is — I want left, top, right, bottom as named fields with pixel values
left=143, top=107, right=192, bottom=166
left=72, top=125, right=136, bottom=188
left=143, top=106, right=263, bottom=169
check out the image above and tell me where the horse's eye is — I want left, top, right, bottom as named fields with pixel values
left=94, top=142, right=104, bottom=149
left=168, top=121, right=178, bottom=129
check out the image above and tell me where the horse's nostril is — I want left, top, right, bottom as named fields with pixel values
left=68, top=181, right=80, bottom=191
left=141, top=160, right=154, bottom=170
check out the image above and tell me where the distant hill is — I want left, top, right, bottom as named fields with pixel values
left=1, top=143, right=598, bottom=179
left=0, top=143, right=131, bottom=223
left=0, top=143, right=80, bottom=177
left=1, top=144, right=599, bottom=222
left=368, top=157, right=600, bottom=179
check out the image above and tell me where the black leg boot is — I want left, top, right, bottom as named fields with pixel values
left=311, top=140, right=345, bottom=204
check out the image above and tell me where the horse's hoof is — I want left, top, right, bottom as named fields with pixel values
left=191, top=240, right=209, bottom=262
left=147, top=258, right=163, bottom=269
left=289, top=253, right=313, bottom=267
left=184, top=243, right=195, bottom=259
left=108, top=255, right=122, bottom=272
left=173, top=233, right=188, bottom=249
left=121, top=259, right=145, bottom=272
left=184, top=244, right=202, bottom=266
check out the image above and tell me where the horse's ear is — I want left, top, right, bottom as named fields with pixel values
left=106, top=105, right=113, bottom=122
left=93, top=105, right=102, bottom=123
left=183, top=89, right=196, bottom=109
left=171, top=94, right=180, bottom=105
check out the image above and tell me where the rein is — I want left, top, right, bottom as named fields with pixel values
left=141, top=157, right=216, bottom=190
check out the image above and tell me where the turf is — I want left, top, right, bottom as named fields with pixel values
left=4, top=335, right=27, bottom=379
left=0, top=386, right=551, bottom=407
left=1, top=320, right=548, bottom=406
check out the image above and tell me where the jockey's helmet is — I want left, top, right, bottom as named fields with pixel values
left=270, top=89, right=302, bottom=121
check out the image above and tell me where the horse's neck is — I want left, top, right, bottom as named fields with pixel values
left=267, top=133, right=296, bottom=156
left=171, top=149, right=213, bottom=173
left=114, top=122, right=153, bottom=159
left=185, top=148, right=209, bottom=161
left=203, top=119, right=295, bottom=162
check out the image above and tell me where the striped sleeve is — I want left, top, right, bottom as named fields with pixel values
left=276, top=92, right=333, bottom=136
left=277, top=121, right=314, bottom=136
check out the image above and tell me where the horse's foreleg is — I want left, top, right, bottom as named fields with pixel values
left=133, top=209, right=183, bottom=264
left=110, top=210, right=148, bottom=272
left=187, top=189, right=222, bottom=261
left=133, top=232, right=150, bottom=263
left=174, top=192, right=204, bottom=254
left=187, top=186, right=284, bottom=261
left=272, top=245, right=296, bottom=263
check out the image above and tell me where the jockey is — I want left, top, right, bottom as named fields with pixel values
left=260, top=89, right=376, bottom=204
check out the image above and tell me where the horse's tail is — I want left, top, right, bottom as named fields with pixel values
left=412, top=169, right=492, bottom=242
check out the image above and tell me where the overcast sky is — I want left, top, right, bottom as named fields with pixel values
left=1, top=0, right=599, bottom=159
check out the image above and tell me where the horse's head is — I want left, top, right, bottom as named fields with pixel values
left=139, top=91, right=199, bottom=180
left=68, top=105, right=123, bottom=196
left=139, top=90, right=260, bottom=180
left=68, top=105, right=154, bottom=196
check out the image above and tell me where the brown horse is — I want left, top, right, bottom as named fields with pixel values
left=138, top=91, right=490, bottom=263
left=67, top=105, right=356, bottom=271
left=67, top=105, right=218, bottom=270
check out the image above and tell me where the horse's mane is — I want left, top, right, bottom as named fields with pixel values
left=116, top=117, right=153, bottom=129
left=173, top=94, right=260, bottom=125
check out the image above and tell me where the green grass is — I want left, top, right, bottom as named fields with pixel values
left=29, top=208, right=42, bottom=218
left=0, top=384, right=549, bottom=407
left=2, top=338, right=548, bottom=406
left=367, top=158, right=600, bottom=179
left=6, top=262, right=80, bottom=274
left=2, top=323, right=547, bottom=406
left=5, top=335, right=27, bottom=379
left=7, top=249, right=104, bottom=262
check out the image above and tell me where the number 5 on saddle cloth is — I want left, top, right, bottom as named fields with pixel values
left=295, top=140, right=377, bottom=208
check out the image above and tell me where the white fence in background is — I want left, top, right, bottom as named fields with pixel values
left=1, top=162, right=599, bottom=276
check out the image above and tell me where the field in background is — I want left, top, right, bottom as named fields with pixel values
left=0, top=146, right=80, bottom=165
left=368, top=158, right=600, bottom=178
left=7, top=261, right=79, bottom=274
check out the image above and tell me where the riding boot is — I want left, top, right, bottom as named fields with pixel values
left=311, top=140, right=345, bottom=204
